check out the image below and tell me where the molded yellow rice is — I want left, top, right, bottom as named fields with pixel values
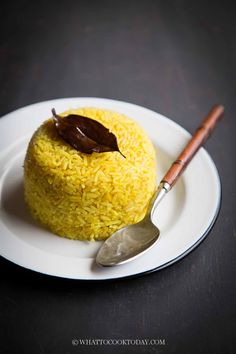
left=24, top=107, right=157, bottom=241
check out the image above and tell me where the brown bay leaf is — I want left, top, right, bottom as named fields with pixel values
left=52, top=108, right=125, bottom=157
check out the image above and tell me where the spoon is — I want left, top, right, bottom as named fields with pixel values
left=96, top=105, right=224, bottom=267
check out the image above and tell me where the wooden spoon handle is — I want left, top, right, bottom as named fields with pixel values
left=162, top=105, right=224, bottom=188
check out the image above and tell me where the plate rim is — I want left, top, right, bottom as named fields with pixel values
left=0, top=97, right=222, bottom=280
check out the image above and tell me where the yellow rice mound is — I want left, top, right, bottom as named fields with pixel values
left=24, top=107, right=157, bottom=241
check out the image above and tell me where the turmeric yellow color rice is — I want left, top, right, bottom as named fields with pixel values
left=24, top=107, right=157, bottom=241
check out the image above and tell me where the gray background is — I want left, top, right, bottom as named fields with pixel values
left=1, top=1, right=235, bottom=353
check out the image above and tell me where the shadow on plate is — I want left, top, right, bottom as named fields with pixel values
left=1, top=179, right=41, bottom=229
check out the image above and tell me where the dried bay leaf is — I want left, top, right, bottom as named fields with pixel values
left=52, top=108, right=125, bottom=157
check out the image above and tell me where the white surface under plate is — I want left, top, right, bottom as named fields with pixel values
left=0, top=98, right=221, bottom=280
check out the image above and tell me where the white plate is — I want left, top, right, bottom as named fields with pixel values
left=0, top=98, right=221, bottom=280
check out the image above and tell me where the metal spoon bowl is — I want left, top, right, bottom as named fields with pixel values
left=96, top=216, right=160, bottom=266
left=96, top=181, right=169, bottom=266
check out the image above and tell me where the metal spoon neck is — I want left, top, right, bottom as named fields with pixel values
left=148, top=181, right=171, bottom=219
